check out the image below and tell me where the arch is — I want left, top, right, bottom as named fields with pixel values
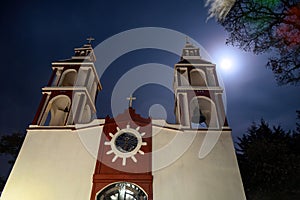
left=59, top=69, right=77, bottom=86
left=177, top=68, right=189, bottom=86
left=81, top=104, right=91, bottom=124
left=190, top=69, right=207, bottom=86
left=42, top=95, right=71, bottom=126
left=96, top=182, right=148, bottom=200
left=184, top=49, right=189, bottom=56
left=189, top=96, right=218, bottom=129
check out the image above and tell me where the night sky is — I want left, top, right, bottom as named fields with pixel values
left=0, top=0, right=299, bottom=179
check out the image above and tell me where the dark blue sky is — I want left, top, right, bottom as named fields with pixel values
left=0, top=0, right=299, bottom=178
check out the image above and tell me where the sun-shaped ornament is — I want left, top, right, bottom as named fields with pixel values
left=104, top=124, right=147, bottom=166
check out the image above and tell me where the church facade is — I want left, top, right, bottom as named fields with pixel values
left=1, top=40, right=246, bottom=200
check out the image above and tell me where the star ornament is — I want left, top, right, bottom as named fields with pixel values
left=104, top=125, right=147, bottom=166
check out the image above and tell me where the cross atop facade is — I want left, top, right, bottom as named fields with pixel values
left=87, top=37, right=95, bottom=44
left=126, top=94, right=136, bottom=108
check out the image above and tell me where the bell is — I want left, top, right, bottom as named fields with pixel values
left=191, top=108, right=206, bottom=124
left=63, top=106, right=69, bottom=113
left=199, top=110, right=206, bottom=123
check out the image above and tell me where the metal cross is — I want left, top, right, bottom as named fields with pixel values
left=87, top=37, right=95, bottom=44
left=126, top=94, right=136, bottom=108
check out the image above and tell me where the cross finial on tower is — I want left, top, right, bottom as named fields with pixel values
left=126, top=94, right=136, bottom=108
left=87, top=37, right=95, bottom=44
left=185, top=36, right=190, bottom=44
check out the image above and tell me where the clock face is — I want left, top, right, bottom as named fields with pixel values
left=115, top=132, right=138, bottom=153
left=104, top=124, right=147, bottom=166
left=97, top=182, right=148, bottom=200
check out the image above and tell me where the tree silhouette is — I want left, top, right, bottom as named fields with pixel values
left=0, top=132, right=25, bottom=192
left=0, top=176, right=5, bottom=193
left=237, top=119, right=300, bottom=199
left=295, top=110, right=300, bottom=133
left=220, top=0, right=300, bottom=85
left=0, top=132, right=25, bottom=164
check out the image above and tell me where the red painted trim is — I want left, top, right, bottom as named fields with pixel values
left=90, top=108, right=153, bottom=200
left=93, top=174, right=153, bottom=181
left=32, top=93, right=48, bottom=125
left=47, top=68, right=57, bottom=87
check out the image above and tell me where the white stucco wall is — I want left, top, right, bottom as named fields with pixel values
left=1, top=119, right=245, bottom=200
left=152, top=123, right=246, bottom=200
left=1, top=123, right=102, bottom=200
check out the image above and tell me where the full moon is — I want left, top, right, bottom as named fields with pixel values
left=220, top=58, right=233, bottom=71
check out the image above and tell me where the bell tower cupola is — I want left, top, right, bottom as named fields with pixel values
left=181, top=37, right=201, bottom=60
left=174, top=39, right=228, bottom=129
left=32, top=38, right=102, bottom=127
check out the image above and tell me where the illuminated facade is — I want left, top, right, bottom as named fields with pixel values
left=1, top=41, right=245, bottom=200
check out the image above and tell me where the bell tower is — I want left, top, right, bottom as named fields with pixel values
left=174, top=40, right=227, bottom=129
left=32, top=38, right=102, bottom=127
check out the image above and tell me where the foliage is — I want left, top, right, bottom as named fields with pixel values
left=0, top=132, right=25, bottom=164
left=0, top=176, right=4, bottom=192
left=0, top=132, right=25, bottom=192
left=295, top=110, right=300, bottom=133
left=236, top=119, right=300, bottom=199
left=220, top=0, right=300, bottom=85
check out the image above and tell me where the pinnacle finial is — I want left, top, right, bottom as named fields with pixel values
left=87, top=37, right=95, bottom=44
left=185, top=36, right=190, bottom=44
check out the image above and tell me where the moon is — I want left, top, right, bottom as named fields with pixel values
left=220, top=58, right=233, bottom=71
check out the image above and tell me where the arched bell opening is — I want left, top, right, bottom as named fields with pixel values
left=189, top=96, right=218, bottom=129
left=190, top=69, right=207, bottom=86
left=177, top=68, right=189, bottom=86
left=59, top=69, right=78, bottom=86
left=41, top=95, right=71, bottom=126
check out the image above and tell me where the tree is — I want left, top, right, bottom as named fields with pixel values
left=0, top=132, right=25, bottom=192
left=295, top=110, right=300, bottom=133
left=0, top=176, right=5, bottom=193
left=236, top=119, right=300, bottom=199
left=291, top=110, right=300, bottom=159
left=218, top=0, right=300, bottom=85
left=0, top=132, right=25, bottom=164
